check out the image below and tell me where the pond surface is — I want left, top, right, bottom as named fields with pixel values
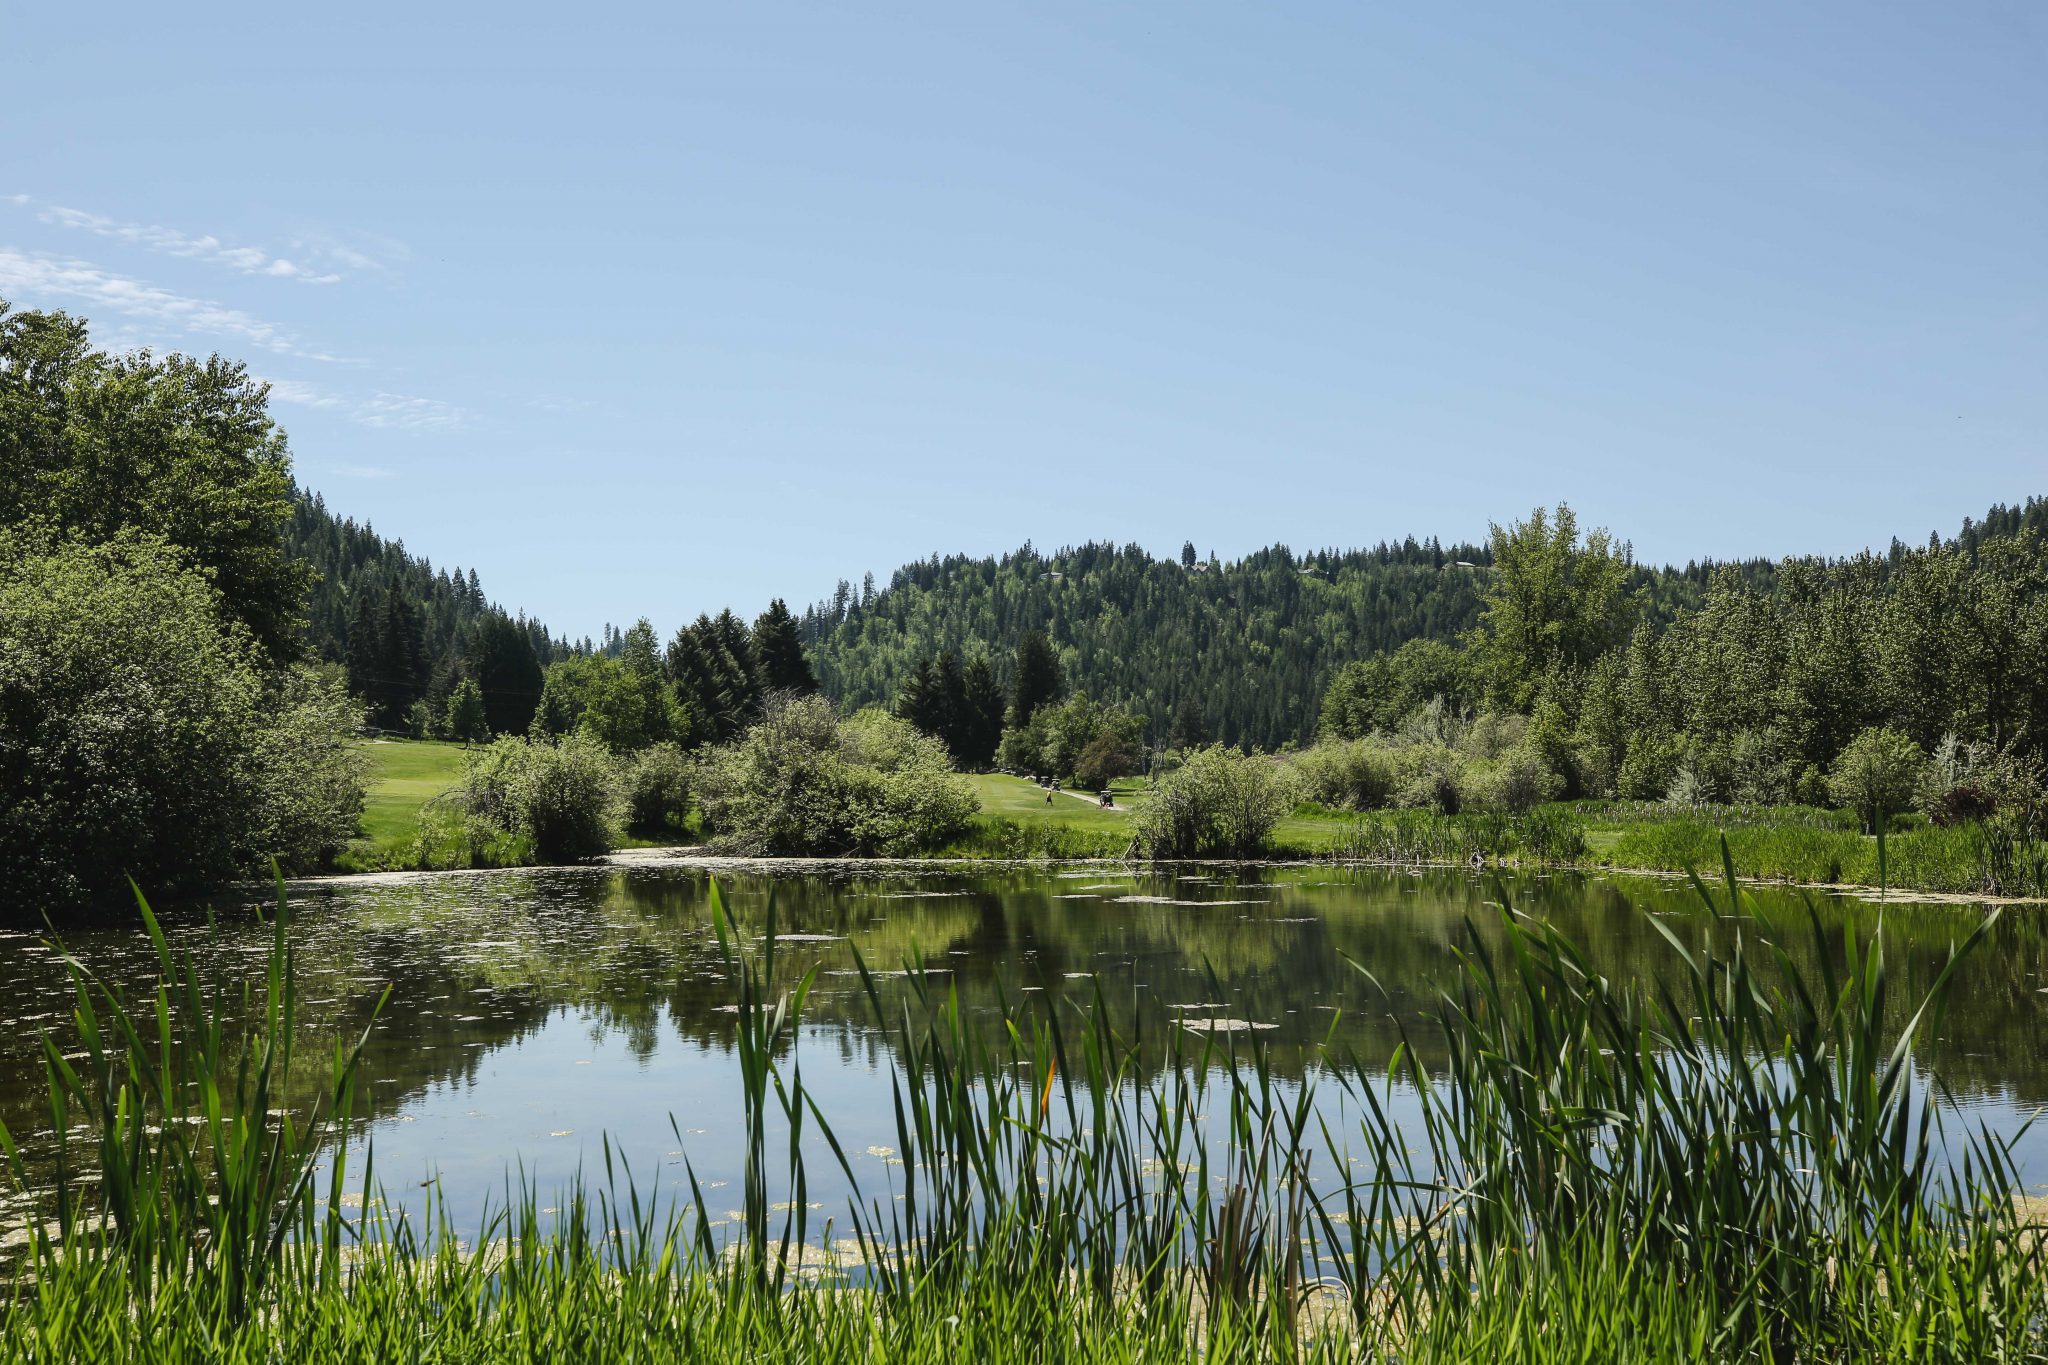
left=5, top=860, right=2048, bottom=1230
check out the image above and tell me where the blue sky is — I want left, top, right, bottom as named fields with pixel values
left=4, top=2, right=2042, bottom=638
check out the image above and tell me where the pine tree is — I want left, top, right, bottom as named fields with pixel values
left=1167, top=697, right=1208, bottom=749
left=464, top=613, right=544, bottom=735
left=959, top=656, right=1006, bottom=769
left=896, top=657, right=941, bottom=735
left=934, top=651, right=967, bottom=754
left=752, top=598, right=817, bottom=694
left=1010, top=630, right=1062, bottom=727
left=373, top=588, right=425, bottom=727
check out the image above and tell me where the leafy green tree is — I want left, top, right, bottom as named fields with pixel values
left=621, top=742, right=692, bottom=834
left=1321, top=638, right=1478, bottom=739
left=1073, top=729, right=1143, bottom=792
left=1009, top=630, right=1062, bottom=726
left=0, top=301, right=311, bottom=659
left=243, top=662, right=371, bottom=871
left=1947, top=536, right=2048, bottom=751
left=1776, top=558, right=1883, bottom=770
left=1471, top=505, right=1636, bottom=710
left=0, top=530, right=361, bottom=907
left=1829, top=727, right=1926, bottom=834
left=445, top=677, right=490, bottom=743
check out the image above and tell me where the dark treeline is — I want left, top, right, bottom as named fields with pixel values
left=287, top=493, right=569, bottom=736
left=797, top=538, right=1736, bottom=751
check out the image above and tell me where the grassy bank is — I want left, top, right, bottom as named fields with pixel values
left=330, top=746, right=2045, bottom=899
left=334, top=738, right=469, bottom=872
left=5, top=863, right=2044, bottom=1361
left=1271, top=801, right=2048, bottom=898
left=938, top=774, right=1145, bottom=858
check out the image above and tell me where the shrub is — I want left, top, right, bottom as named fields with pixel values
left=1664, top=765, right=1711, bottom=810
left=694, top=695, right=977, bottom=856
left=243, top=663, right=372, bottom=872
left=1291, top=739, right=1397, bottom=811
left=1919, top=733, right=2046, bottom=835
left=621, top=742, right=692, bottom=835
left=0, top=531, right=364, bottom=907
left=1134, top=745, right=1294, bottom=859
left=453, top=731, right=622, bottom=863
left=1476, top=743, right=1565, bottom=814
left=1394, top=742, right=1468, bottom=814
left=1829, top=726, right=1925, bottom=834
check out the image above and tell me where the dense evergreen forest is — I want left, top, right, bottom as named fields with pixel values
left=795, top=538, right=1733, bottom=750
left=287, top=492, right=571, bottom=735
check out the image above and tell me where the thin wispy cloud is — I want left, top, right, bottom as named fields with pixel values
left=0, top=247, right=350, bottom=360
left=262, top=377, right=344, bottom=409
left=359, top=392, right=468, bottom=433
left=8, top=193, right=347, bottom=283
left=262, top=374, right=470, bottom=434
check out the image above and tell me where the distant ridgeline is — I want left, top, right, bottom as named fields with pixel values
left=796, top=501, right=2048, bottom=754
left=286, top=488, right=2048, bottom=754
left=795, top=539, right=1714, bottom=751
left=288, top=489, right=571, bottom=734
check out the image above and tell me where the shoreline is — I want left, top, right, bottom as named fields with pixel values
left=286, top=844, right=2048, bottom=907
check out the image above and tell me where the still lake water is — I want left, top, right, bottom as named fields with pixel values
left=5, top=858, right=2048, bottom=1230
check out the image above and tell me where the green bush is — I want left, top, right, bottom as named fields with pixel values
left=621, top=742, right=692, bottom=835
left=1393, top=742, right=1468, bottom=813
left=695, top=696, right=977, bottom=856
left=242, top=663, right=372, bottom=873
left=1290, top=739, right=1398, bottom=811
left=1134, top=745, right=1294, bottom=859
left=0, top=531, right=364, bottom=906
left=450, top=732, right=622, bottom=863
left=1474, top=742, right=1565, bottom=814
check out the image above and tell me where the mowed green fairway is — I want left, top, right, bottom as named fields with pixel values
left=357, top=739, right=467, bottom=844
left=966, top=774, right=1145, bottom=832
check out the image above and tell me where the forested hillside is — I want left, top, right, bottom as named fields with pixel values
left=796, top=539, right=1724, bottom=749
left=287, top=491, right=570, bottom=734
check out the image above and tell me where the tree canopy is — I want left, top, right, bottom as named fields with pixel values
left=1, top=300, right=310, bottom=659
